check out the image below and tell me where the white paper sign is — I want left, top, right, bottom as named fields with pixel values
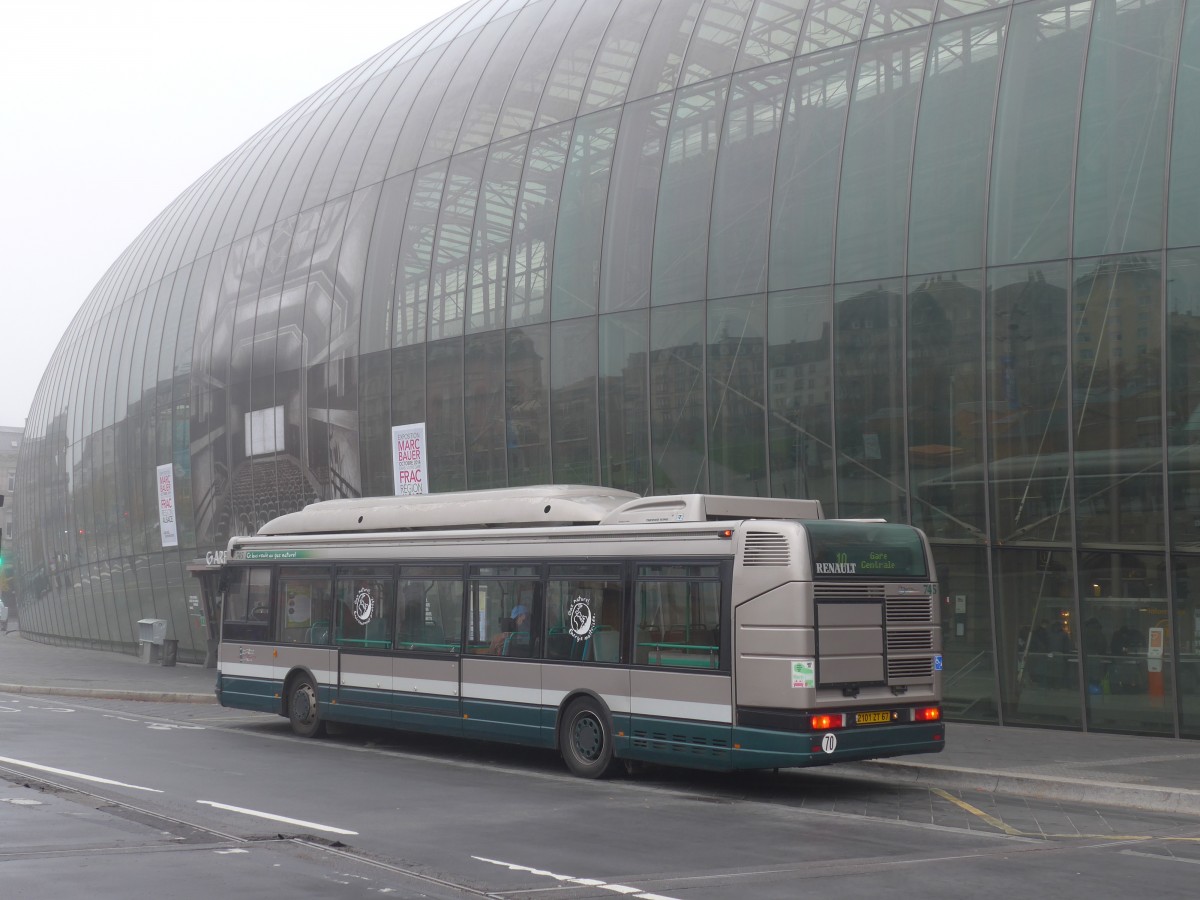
left=791, top=659, right=815, bottom=689
left=156, top=463, right=178, bottom=548
left=392, top=422, right=429, bottom=496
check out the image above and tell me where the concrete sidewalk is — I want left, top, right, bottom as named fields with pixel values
left=3, top=629, right=1200, bottom=816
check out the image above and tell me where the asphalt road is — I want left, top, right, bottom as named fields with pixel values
left=3, top=693, right=1200, bottom=899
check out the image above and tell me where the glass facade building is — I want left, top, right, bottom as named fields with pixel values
left=14, top=0, right=1200, bottom=738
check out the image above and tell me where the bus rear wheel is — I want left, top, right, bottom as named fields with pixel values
left=288, top=676, right=324, bottom=738
left=560, top=697, right=616, bottom=778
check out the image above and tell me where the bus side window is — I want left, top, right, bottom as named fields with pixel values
left=396, top=578, right=463, bottom=653
left=334, top=568, right=394, bottom=649
left=223, top=567, right=271, bottom=642
left=277, top=568, right=333, bottom=645
left=635, top=570, right=721, bottom=670
left=544, top=573, right=623, bottom=663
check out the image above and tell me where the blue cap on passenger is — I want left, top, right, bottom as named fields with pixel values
left=511, top=605, right=529, bottom=619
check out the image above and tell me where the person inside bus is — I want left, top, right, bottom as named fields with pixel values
left=490, top=604, right=531, bottom=655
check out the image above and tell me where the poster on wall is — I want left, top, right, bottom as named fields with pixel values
left=156, top=463, right=178, bottom=548
left=392, top=422, right=429, bottom=496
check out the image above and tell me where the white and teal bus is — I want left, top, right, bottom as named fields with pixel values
left=210, top=485, right=944, bottom=777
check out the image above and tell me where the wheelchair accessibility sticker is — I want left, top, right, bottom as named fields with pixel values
left=934, top=655, right=943, bottom=671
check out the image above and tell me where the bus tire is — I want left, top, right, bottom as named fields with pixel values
left=288, top=676, right=325, bottom=738
left=559, top=697, right=616, bottom=779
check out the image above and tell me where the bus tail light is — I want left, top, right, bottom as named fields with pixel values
left=913, top=706, right=941, bottom=722
left=810, top=713, right=844, bottom=730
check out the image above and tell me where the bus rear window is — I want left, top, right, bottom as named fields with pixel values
left=804, top=521, right=928, bottom=579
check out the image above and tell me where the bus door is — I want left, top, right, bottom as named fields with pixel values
left=391, top=568, right=465, bottom=738
left=629, top=564, right=732, bottom=767
left=332, top=567, right=396, bottom=727
left=461, top=566, right=545, bottom=746
left=540, top=566, right=630, bottom=742
left=274, top=566, right=335, bottom=710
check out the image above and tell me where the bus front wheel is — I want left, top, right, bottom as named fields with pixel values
left=288, top=676, right=325, bottom=738
left=559, top=697, right=616, bottom=778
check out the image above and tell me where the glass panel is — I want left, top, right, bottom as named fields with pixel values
left=799, top=0, right=870, bottom=55
left=510, top=123, right=572, bottom=327
left=1168, top=4, right=1200, bottom=248
left=428, top=339, right=465, bottom=492
left=329, top=57, right=418, bottom=199
left=836, top=27, right=927, bottom=284
left=768, top=287, right=834, bottom=506
left=935, top=545, right=999, bottom=723
left=987, top=0, right=1092, bottom=266
left=908, top=13, right=1005, bottom=276
left=600, top=310, right=651, bottom=493
left=456, top=3, right=553, bottom=153
left=1174, top=555, right=1200, bottom=738
left=1079, top=550, right=1173, bottom=735
left=1168, top=249, right=1200, bottom=548
left=419, top=13, right=514, bottom=166
left=335, top=568, right=394, bottom=649
left=737, top=0, right=806, bottom=68
left=599, top=96, right=671, bottom=313
left=987, top=262, right=1072, bottom=545
left=628, top=0, right=705, bottom=100
left=552, top=109, right=620, bottom=320
left=708, top=295, right=767, bottom=495
left=1072, top=255, right=1165, bottom=546
left=385, top=35, right=475, bottom=180
left=358, top=49, right=446, bottom=188
left=579, top=0, right=657, bottom=114
left=908, top=270, right=987, bottom=541
left=680, top=0, right=755, bottom=86
left=358, top=350, right=392, bottom=498
left=1073, top=0, right=1180, bottom=258
left=534, top=0, right=618, bottom=129
left=635, top=579, right=721, bottom=668
left=865, top=0, right=936, bottom=38
left=937, top=0, right=1009, bottom=20
left=551, top=317, right=598, bottom=483
left=430, top=149, right=486, bottom=341
left=467, top=577, right=542, bottom=657
left=494, top=0, right=585, bottom=141
left=708, top=62, right=788, bottom=301
left=995, top=548, right=1082, bottom=728
left=651, top=302, right=708, bottom=493
left=360, top=173, right=413, bottom=356
left=394, top=163, right=447, bottom=347
left=465, top=331, right=507, bottom=488
left=468, top=137, right=527, bottom=332
left=652, top=79, right=728, bottom=306
left=277, top=568, right=334, bottom=645
left=545, top=575, right=623, bottom=662
left=392, top=344, right=427, bottom=441
left=397, top=577, right=463, bottom=653
left=506, top=325, right=551, bottom=485
left=770, top=47, right=853, bottom=291
left=834, top=279, right=905, bottom=521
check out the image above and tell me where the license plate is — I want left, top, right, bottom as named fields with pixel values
left=856, top=711, right=892, bottom=725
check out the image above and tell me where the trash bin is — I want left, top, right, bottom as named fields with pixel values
left=160, top=639, right=179, bottom=667
left=137, top=618, right=166, bottom=664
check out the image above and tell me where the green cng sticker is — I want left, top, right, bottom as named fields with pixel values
left=241, top=549, right=313, bottom=560
left=791, top=659, right=815, bottom=689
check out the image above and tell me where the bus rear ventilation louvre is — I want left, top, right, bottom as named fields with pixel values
left=741, top=531, right=791, bottom=566
left=632, top=729, right=730, bottom=757
left=885, top=597, right=933, bottom=623
left=888, top=657, right=934, bottom=680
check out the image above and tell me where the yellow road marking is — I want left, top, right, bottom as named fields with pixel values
left=930, top=788, right=1200, bottom=843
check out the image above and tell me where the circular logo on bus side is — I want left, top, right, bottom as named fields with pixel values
left=821, top=732, right=838, bottom=754
left=567, top=596, right=596, bottom=641
left=353, top=587, right=375, bottom=625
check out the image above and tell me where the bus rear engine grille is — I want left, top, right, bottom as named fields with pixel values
left=887, top=631, right=934, bottom=652
left=632, top=729, right=730, bottom=757
left=742, top=532, right=791, bottom=566
left=814, top=584, right=886, bottom=600
left=886, top=597, right=933, bottom=623
left=888, top=657, right=933, bottom=680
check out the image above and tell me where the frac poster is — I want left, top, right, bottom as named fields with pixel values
left=392, top=422, right=429, bottom=496
left=156, top=463, right=179, bottom=548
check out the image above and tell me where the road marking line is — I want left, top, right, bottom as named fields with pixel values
left=472, top=856, right=682, bottom=900
left=0, top=756, right=163, bottom=792
left=196, top=800, right=358, bottom=835
left=931, top=788, right=1023, bottom=835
